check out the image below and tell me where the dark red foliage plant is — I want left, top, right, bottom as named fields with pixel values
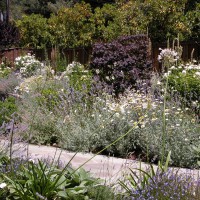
left=90, top=34, right=152, bottom=95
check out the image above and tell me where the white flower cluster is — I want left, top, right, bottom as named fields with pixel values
left=66, top=61, right=84, bottom=74
left=14, top=61, right=89, bottom=94
left=158, top=48, right=179, bottom=63
left=169, top=63, right=200, bottom=79
left=0, top=182, right=7, bottom=189
left=15, top=53, right=44, bottom=78
left=102, top=89, right=161, bottom=128
left=194, top=71, right=200, bottom=77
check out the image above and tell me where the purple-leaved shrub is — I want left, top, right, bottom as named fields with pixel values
left=90, top=34, right=152, bottom=95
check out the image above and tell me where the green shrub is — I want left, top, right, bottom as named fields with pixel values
left=38, top=86, right=60, bottom=111
left=1, top=157, right=116, bottom=200
left=0, top=97, right=17, bottom=126
left=168, top=63, right=200, bottom=117
left=63, top=62, right=93, bottom=92
left=17, top=93, right=62, bottom=146
left=30, top=110, right=61, bottom=146
left=0, top=62, right=12, bottom=78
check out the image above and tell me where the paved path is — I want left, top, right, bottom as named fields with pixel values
left=1, top=140, right=200, bottom=185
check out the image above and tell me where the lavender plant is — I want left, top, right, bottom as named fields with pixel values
left=127, top=169, right=199, bottom=200
left=0, top=74, right=18, bottom=100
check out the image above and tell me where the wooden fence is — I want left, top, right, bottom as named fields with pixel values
left=0, top=47, right=92, bottom=67
left=0, top=41, right=199, bottom=70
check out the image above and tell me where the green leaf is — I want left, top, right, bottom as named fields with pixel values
left=57, top=190, right=68, bottom=198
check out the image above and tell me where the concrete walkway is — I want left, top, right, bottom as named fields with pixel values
left=1, top=140, right=200, bottom=184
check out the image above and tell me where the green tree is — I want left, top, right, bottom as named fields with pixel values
left=91, top=4, right=119, bottom=41
left=48, top=2, right=95, bottom=48
left=16, top=14, right=51, bottom=48
left=10, top=0, right=73, bottom=19
left=138, top=0, right=190, bottom=42
left=20, top=0, right=56, bottom=17
left=185, top=0, right=200, bottom=12
left=83, top=0, right=115, bottom=9
left=47, top=0, right=74, bottom=14
left=185, top=3, right=200, bottom=41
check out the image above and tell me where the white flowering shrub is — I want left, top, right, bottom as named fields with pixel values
left=66, top=61, right=84, bottom=74
left=14, top=61, right=90, bottom=95
left=14, top=53, right=44, bottom=78
left=104, top=90, right=156, bottom=129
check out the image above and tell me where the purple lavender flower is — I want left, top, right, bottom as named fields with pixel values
left=130, top=169, right=196, bottom=200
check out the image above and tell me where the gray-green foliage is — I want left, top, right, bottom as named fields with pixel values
left=138, top=101, right=200, bottom=168
left=59, top=93, right=200, bottom=168
left=0, top=74, right=18, bottom=98
left=16, top=61, right=200, bottom=169
left=19, top=77, right=200, bottom=168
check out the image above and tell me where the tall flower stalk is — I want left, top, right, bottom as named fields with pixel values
left=158, top=37, right=182, bottom=164
left=161, top=64, right=169, bottom=164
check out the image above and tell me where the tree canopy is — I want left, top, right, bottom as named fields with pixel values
left=2, top=0, right=199, bottom=49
